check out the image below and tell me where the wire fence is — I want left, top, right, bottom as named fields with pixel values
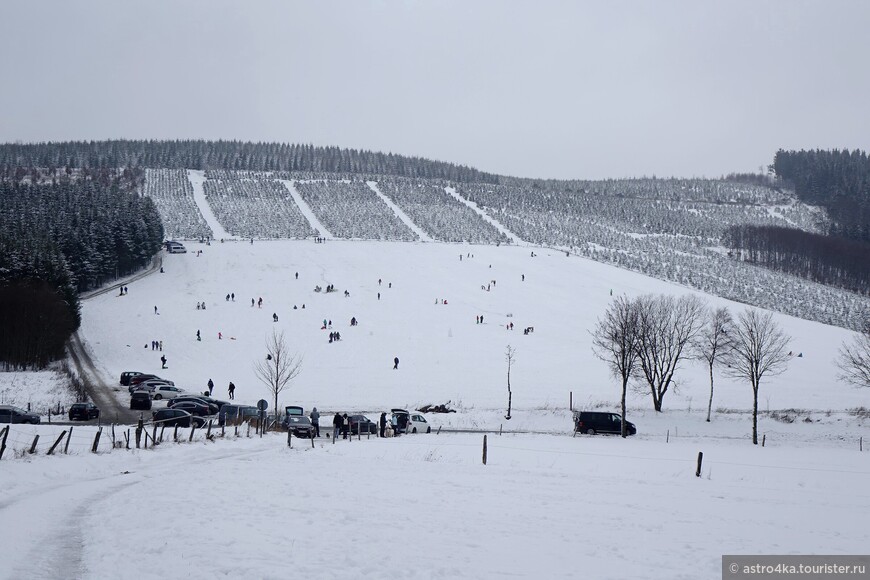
left=0, top=416, right=270, bottom=461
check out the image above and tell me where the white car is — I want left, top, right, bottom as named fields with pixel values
left=151, top=385, right=187, bottom=400
left=408, top=413, right=431, bottom=434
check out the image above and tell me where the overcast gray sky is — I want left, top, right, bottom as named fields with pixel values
left=0, top=1, right=867, bottom=179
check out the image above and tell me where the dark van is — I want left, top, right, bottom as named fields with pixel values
left=573, top=411, right=636, bottom=436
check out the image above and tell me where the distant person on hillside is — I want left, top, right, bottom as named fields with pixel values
left=228, top=382, right=235, bottom=400
left=295, top=272, right=298, bottom=279
left=251, top=298, right=255, bottom=307
left=207, top=378, right=214, bottom=395
left=196, top=330, right=201, bottom=341
left=231, top=293, right=235, bottom=301
left=393, top=356, right=399, bottom=370
left=258, top=297, right=263, bottom=308
left=154, top=305, right=158, bottom=315
left=160, top=355, right=167, bottom=369
left=226, top=294, right=230, bottom=301
left=522, top=274, right=525, bottom=281
left=273, top=313, right=278, bottom=322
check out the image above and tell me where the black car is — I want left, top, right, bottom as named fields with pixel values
left=119, top=371, right=143, bottom=386
left=0, top=405, right=41, bottom=424
left=130, top=391, right=153, bottom=411
left=169, top=396, right=219, bottom=415
left=170, top=400, right=211, bottom=417
left=152, top=408, right=205, bottom=428
left=68, top=402, right=100, bottom=421
left=349, top=414, right=377, bottom=435
left=284, top=415, right=315, bottom=438
left=573, top=411, right=636, bottom=436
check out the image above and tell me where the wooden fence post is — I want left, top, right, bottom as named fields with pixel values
left=152, top=424, right=158, bottom=446
left=247, top=422, right=251, bottom=438
left=482, top=434, right=488, bottom=465
left=860, top=437, right=863, bottom=452
left=570, top=390, right=573, bottom=411
left=666, top=430, right=669, bottom=443
left=135, top=417, right=143, bottom=449
left=287, top=430, right=292, bottom=447
left=311, top=434, right=315, bottom=448
left=29, top=434, right=40, bottom=454
left=762, top=434, right=766, bottom=447
left=48, top=431, right=67, bottom=455
left=65, top=426, right=73, bottom=454
left=92, top=428, right=102, bottom=453
left=499, top=424, right=502, bottom=436
left=695, top=451, right=703, bottom=477
left=111, top=424, right=116, bottom=448
left=206, top=420, right=212, bottom=440
left=160, top=425, right=166, bottom=443
left=437, top=426, right=441, bottom=435
left=189, top=423, right=196, bottom=442
left=0, top=426, right=8, bottom=460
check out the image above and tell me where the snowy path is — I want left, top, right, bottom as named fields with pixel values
left=279, top=179, right=333, bottom=239
left=187, top=170, right=232, bottom=240
left=367, top=181, right=433, bottom=242
left=445, top=186, right=524, bottom=245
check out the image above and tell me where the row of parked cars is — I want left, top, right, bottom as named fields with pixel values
left=122, top=372, right=436, bottom=435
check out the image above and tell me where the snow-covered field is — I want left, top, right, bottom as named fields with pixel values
left=2, top=240, right=869, bottom=579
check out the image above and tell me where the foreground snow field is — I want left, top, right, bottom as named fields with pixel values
left=1, top=432, right=868, bottom=579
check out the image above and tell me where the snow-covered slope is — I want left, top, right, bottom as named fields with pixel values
left=79, top=240, right=865, bottom=415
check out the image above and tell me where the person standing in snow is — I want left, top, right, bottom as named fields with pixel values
left=310, top=407, right=321, bottom=437
left=207, top=378, right=214, bottom=395
left=393, top=356, right=399, bottom=370
left=228, top=382, right=235, bottom=400
left=196, top=330, right=201, bottom=341
left=154, top=305, right=158, bottom=315
left=160, top=355, right=167, bottom=369
left=379, top=412, right=387, bottom=438
left=332, top=412, right=342, bottom=439
left=342, top=413, right=349, bottom=439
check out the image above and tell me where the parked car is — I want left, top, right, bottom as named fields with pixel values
left=0, top=405, right=41, bottom=424
left=68, top=402, right=100, bottom=421
left=130, top=391, right=153, bottom=411
left=129, top=379, right=173, bottom=394
left=152, top=408, right=204, bottom=428
left=573, top=411, right=636, bottom=436
left=169, top=400, right=212, bottom=417
left=349, top=414, right=377, bottom=435
left=151, top=385, right=186, bottom=400
left=164, top=241, right=187, bottom=254
left=390, top=408, right=411, bottom=434
left=169, top=396, right=219, bottom=415
left=218, top=405, right=259, bottom=426
left=407, top=413, right=431, bottom=434
left=119, top=371, right=143, bottom=386
left=285, top=415, right=315, bottom=438
left=129, top=374, right=163, bottom=386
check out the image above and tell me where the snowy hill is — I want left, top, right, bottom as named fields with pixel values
left=80, top=240, right=865, bottom=418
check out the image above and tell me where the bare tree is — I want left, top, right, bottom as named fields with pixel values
left=634, top=294, right=706, bottom=412
left=253, top=330, right=303, bottom=415
left=591, top=296, right=640, bottom=437
left=505, top=345, right=516, bottom=420
left=726, top=309, right=791, bottom=444
left=695, top=307, right=734, bottom=422
left=838, top=322, right=870, bottom=388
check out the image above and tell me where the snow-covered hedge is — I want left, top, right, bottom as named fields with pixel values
left=142, top=169, right=211, bottom=240
left=203, top=179, right=316, bottom=239
left=295, top=180, right=417, bottom=241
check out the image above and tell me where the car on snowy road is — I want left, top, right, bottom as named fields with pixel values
left=573, top=411, right=636, bottom=436
left=285, top=415, right=315, bottom=438
left=152, top=408, right=205, bottom=428
left=390, top=409, right=432, bottom=434
left=130, top=391, right=153, bottom=411
left=151, top=385, right=187, bottom=400
left=348, top=415, right=377, bottom=436
left=119, top=371, right=143, bottom=386
left=68, top=402, right=100, bottom=421
left=0, top=405, right=41, bottom=424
